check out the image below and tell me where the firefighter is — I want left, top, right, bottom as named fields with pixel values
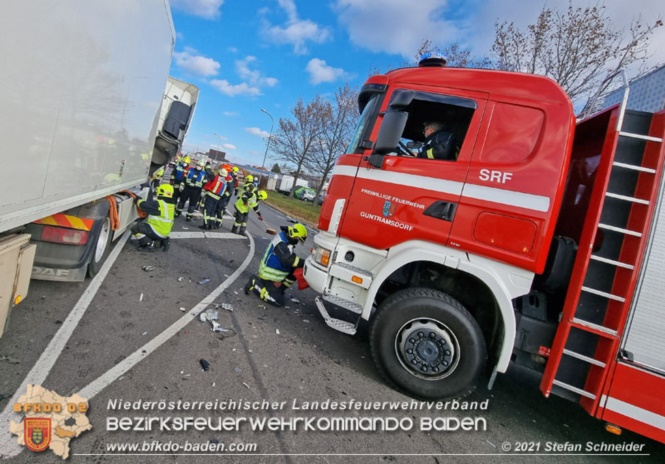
left=244, top=223, right=308, bottom=307
left=150, top=165, right=165, bottom=195
left=231, top=166, right=240, bottom=194
left=418, top=121, right=459, bottom=161
left=231, top=189, right=266, bottom=235
left=241, top=175, right=255, bottom=196
left=200, top=167, right=228, bottom=230
left=215, top=168, right=234, bottom=228
left=131, top=184, right=175, bottom=252
left=176, top=160, right=208, bottom=221
left=170, top=156, right=190, bottom=205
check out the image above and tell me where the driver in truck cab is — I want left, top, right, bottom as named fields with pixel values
left=418, top=121, right=459, bottom=161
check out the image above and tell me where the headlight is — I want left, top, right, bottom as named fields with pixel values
left=313, top=245, right=331, bottom=268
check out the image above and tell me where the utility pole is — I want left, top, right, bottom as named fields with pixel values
left=260, top=108, right=274, bottom=170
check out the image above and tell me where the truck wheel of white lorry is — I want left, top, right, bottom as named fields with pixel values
left=87, top=216, right=112, bottom=277
left=369, top=288, right=486, bottom=400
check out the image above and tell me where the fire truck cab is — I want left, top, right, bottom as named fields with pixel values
left=304, top=56, right=665, bottom=442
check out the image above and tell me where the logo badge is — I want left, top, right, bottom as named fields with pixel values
left=382, top=200, right=396, bottom=217
left=24, top=418, right=51, bottom=453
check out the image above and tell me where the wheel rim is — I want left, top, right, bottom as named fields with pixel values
left=94, top=218, right=111, bottom=263
left=395, top=318, right=460, bottom=381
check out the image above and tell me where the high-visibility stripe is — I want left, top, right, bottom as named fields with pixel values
left=332, top=165, right=550, bottom=213
left=34, top=214, right=94, bottom=231
left=601, top=395, right=665, bottom=431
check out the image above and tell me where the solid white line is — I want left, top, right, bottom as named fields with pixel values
left=76, top=233, right=255, bottom=400
left=0, top=232, right=130, bottom=458
left=169, top=232, right=246, bottom=240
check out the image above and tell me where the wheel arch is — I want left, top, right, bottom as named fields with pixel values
left=362, top=242, right=533, bottom=374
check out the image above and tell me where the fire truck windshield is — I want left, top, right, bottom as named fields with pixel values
left=347, top=93, right=382, bottom=154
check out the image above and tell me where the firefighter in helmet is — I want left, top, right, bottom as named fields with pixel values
left=231, top=188, right=266, bottom=235
left=131, top=183, right=175, bottom=251
left=176, top=160, right=208, bottom=221
left=244, top=223, right=308, bottom=307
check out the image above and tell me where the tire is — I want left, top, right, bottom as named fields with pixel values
left=369, top=287, right=486, bottom=400
left=88, top=216, right=112, bottom=277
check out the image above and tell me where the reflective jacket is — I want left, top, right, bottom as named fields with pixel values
left=234, top=189, right=260, bottom=214
left=173, top=163, right=188, bottom=183
left=138, top=198, right=175, bottom=238
left=185, top=168, right=207, bottom=188
left=258, top=232, right=300, bottom=281
left=203, top=174, right=227, bottom=199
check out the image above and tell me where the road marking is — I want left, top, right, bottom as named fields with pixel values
left=77, top=232, right=254, bottom=400
left=169, top=231, right=246, bottom=239
left=0, top=232, right=255, bottom=459
left=0, top=232, right=130, bottom=457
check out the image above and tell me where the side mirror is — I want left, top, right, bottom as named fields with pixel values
left=374, top=110, right=408, bottom=155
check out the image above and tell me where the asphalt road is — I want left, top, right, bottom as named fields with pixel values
left=0, top=203, right=663, bottom=463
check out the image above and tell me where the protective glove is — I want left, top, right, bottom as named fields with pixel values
left=257, top=213, right=263, bottom=221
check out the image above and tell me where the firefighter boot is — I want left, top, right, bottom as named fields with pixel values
left=231, top=224, right=239, bottom=234
left=161, top=238, right=170, bottom=252
left=238, top=225, right=246, bottom=235
left=244, top=277, right=255, bottom=295
left=136, top=236, right=152, bottom=249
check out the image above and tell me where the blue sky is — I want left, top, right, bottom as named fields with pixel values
left=169, top=0, right=665, bottom=168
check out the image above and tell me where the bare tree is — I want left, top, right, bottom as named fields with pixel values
left=414, top=39, right=493, bottom=68
left=306, top=84, right=359, bottom=202
left=492, top=2, right=663, bottom=111
left=270, top=96, right=328, bottom=197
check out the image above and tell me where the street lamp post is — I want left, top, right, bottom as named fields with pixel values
left=260, top=108, right=274, bottom=170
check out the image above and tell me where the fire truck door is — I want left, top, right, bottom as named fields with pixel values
left=338, top=89, right=487, bottom=250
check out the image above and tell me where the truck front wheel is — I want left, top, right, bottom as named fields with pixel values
left=369, top=288, right=486, bottom=400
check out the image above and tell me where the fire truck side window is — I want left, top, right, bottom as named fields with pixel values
left=393, top=91, right=476, bottom=161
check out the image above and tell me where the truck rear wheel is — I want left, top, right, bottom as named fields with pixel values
left=369, top=288, right=486, bottom=400
left=88, top=217, right=111, bottom=277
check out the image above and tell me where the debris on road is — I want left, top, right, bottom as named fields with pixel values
left=142, top=265, right=155, bottom=272
left=221, top=303, right=233, bottom=312
left=179, top=307, right=186, bottom=312
left=211, top=321, right=231, bottom=333
left=200, top=359, right=210, bottom=371
left=242, top=382, right=251, bottom=390
left=142, top=332, right=148, bottom=336
left=178, top=277, right=184, bottom=282
left=276, top=329, right=281, bottom=335
left=291, top=298, right=300, bottom=304
left=202, top=308, right=219, bottom=322
left=198, top=278, right=211, bottom=285
left=139, top=293, right=144, bottom=302
left=0, top=355, right=20, bottom=365
left=234, top=367, right=242, bottom=373
left=303, top=319, right=309, bottom=323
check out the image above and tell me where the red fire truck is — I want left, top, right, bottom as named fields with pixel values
left=303, top=56, right=665, bottom=443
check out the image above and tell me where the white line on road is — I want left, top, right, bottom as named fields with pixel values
left=77, top=232, right=254, bottom=400
left=0, top=231, right=130, bottom=458
left=0, top=232, right=256, bottom=459
left=169, top=231, right=246, bottom=239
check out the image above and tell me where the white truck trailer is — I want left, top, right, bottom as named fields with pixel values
left=0, top=0, right=177, bottom=337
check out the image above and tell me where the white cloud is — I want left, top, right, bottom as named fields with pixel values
left=173, top=48, right=220, bottom=77
left=210, top=79, right=262, bottom=97
left=170, top=0, right=224, bottom=20
left=223, top=111, right=238, bottom=116
left=222, top=143, right=237, bottom=150
left=262, top=1, right=331, bottom=54
left=236, top=56, right=278, bottom=87
left=246, top=127, right=270, bottom=138
left=306, top=58, right=346, bottom=84
left=333, top=0, right=458, bottom=58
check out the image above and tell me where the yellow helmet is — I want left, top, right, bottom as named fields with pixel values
left=287, top=223, right=307, bottom=243
left=156, top=183, right=174, bottom=198
left=232, top=166, right=239, bottom=173
left=245, top=175, right=254, bottom=183
left=183, top=156, right=191, bottom=164
left=257, top=190, right=268, bottom=201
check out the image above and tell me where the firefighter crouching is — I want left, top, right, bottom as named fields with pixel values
left=200, top=167, right=228, bottom=230
left=232, top=187, right=266, bottom=235
left=176, top=160, right=208, bottom=221
left=244, top=223, right=308, bottom=307
left=131, top=184, right=175, bottom=251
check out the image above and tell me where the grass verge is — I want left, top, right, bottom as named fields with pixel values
left=263, top=193, right=321, bottom=227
